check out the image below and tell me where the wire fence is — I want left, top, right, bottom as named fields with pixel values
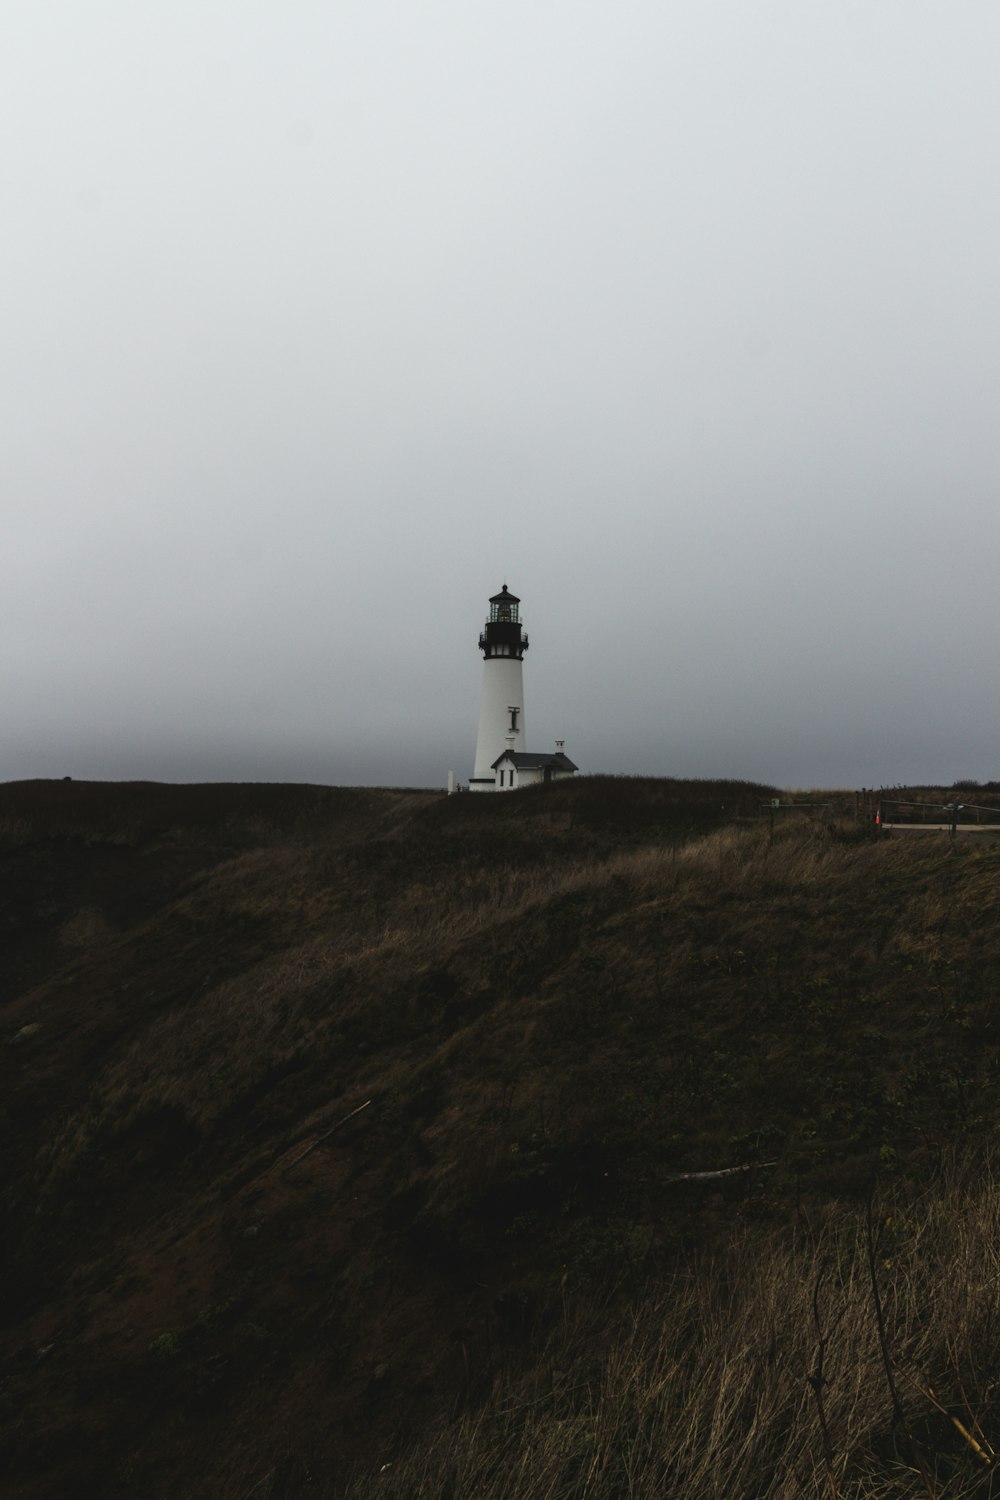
left=862, top=790, right=1000, bottom=831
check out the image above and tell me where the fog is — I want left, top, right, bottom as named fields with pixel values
left=4, top=3, right=999, bottom=790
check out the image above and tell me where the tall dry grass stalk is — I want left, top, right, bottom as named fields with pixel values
left=346, top=1161, right=1000, bottom=1499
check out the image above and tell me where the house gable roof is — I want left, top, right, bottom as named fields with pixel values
left=490, top=750, right=579, bottom=772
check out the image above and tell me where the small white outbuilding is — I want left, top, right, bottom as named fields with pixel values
left=491, top=744, right=579, bottom=791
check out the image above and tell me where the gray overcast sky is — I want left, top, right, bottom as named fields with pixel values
left=4, top=2, right=999, bottom=790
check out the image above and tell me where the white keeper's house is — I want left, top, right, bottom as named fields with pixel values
left=469, top=585, right=578, bottom=792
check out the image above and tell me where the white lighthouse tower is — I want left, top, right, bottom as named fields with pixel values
left=469, top=584, right=579, bottom=792
left=471, top=585, right=527, bottom=790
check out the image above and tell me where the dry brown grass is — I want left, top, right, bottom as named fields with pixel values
left=10, top=780, right=1000, bottom=1500
left=32, top=817, right=975, bottom=1194
left=345, top=1160, right=1000, bottom=1499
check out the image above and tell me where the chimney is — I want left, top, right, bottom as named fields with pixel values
left=555, top=739, right=565, bottom=752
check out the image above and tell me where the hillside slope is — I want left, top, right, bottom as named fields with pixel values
left=3, top=777, right=1000, bottom=1498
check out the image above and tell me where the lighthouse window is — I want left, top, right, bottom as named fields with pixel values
left=509, top=708, right=519, bottom=731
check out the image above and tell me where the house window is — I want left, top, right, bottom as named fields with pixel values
left=499, top=770, right=505, bottom=787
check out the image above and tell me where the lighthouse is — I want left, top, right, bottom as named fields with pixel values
left=471, top=585, right=527, bottom=790
left=469, top=584, right=578, bottom=792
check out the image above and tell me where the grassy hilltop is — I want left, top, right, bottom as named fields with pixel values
left=3, top=777, right=1000, bottom=1498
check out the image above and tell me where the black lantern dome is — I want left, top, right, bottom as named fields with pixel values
left=479, top=584, right=529, bottom=659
